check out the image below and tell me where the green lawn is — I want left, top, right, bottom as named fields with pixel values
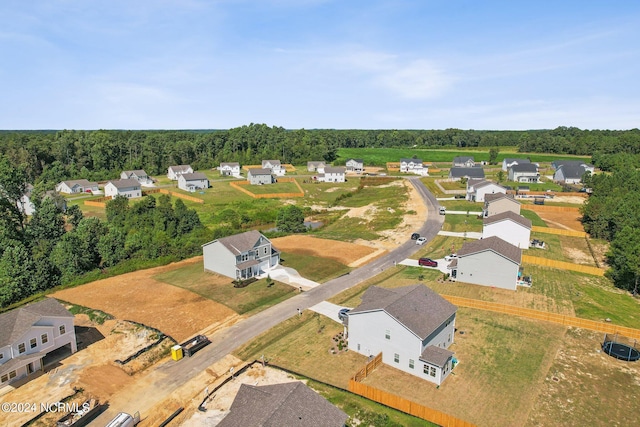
left=520, top=209, right=547, bottom=226
left=441, top=212, right=483, bottom=232
left=279, top=251, right=352, bottom=283
left=242, top=180, right=301, bottom=195
left=439, top=200, right=483, bottom=211
left=153, top=262, right=296, bottom=315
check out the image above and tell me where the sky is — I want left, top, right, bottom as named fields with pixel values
left=1, top=0, right=639, bottom=130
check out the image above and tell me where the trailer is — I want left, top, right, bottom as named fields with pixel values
left=56, top=398, right=102, bottom=427
left=180, top=334, right=211, bottom=357
left=104, top=411, right=140, bottom=427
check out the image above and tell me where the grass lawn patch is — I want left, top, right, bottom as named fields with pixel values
left=420, top=177, right=445, bottom=196
left=279, top=251, right=352, bottom=283
left=439, top=199, right=483, bottom=212
left=243, top=180, right=301, bottom=195
left=442, top=212, right=483, bottom=232
left=521, top=209, right=547, bottom=227
left=438, top=180, right=467, bottom=191
left=153, top=261, right=295, bottom=315
left=300, top=180, right=360, bottom=205
left=572, top=276, right=640, bottom=328
left=234, top=311, right=368, bottom=389
left=314, top=217, right=380, bottom=241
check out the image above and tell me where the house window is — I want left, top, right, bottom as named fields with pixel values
left=448, top=334, right=451, bottom=343
left=59, top=325, right=66, bottom=335
left=357, top=344, right=360, bottom=351
left=394, top=353, right=399, bottom=363
left=41, top=334, right=48, bottom=344
left=423, top=364, right=429, bottom=374
left=385, top=330, right=390, bottom=340
left=0, top=353, right=3, bottom=360
left=30, top=338, right=37, bottom=349
left=9, top=371, right=17, bottom=379
left=264, top=247, right=268, bottom=255
left=409, top=359, right=414, bottom=369
left=1, top=374, right=7, bottom=383
left=430, top=367, right=436, bottom=377
left=18, top=343, right=26, bottom=354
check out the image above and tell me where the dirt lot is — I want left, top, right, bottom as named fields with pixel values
left=535, top=209, right=584, bottom=232
left=271, top=235, right=384, bottom=267
left=52, top=257, right=236, bottom=342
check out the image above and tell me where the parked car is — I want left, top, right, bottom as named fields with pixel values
left=444, top=253, right=457, bottom=261
left=411, top=232, right=420, bottom=240
left=418, top=258, right=438, bottom=267
left=338, top=308, right=350, bottom=321
left=416, top=237, right=427, bottom=245
left=439, top=207, right=446, bottom=215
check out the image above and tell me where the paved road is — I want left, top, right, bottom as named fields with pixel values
left=91, top=177, right=444, bottom=424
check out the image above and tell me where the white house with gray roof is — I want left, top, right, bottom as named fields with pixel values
left=217, top=381, right=348, bottom=427
left=55, top=179, right=99, bottom=194
left=346, top=158, right=364, bottom=173
left=219, top=162, right=241, bottom=177
left=449, top=166, right=485, bottom=181
left=502, top=158, right=531, bottom=171
left=120, top=169, right=153, bottom=186
left=262, top=160, right=285, bottom=176
left=202, top=230, right=280, bottom=280
left=167, top=165, right=193, bottom=180
left=307, top=161, right=326, bottom=173
left=0, top=298, right=76, bottom=386
left=483, top=193, right=521, bottom=217
left=104, top=179, right=142, bottom=199
left=483, top=211, right=532, bottom=248
left=247, top=168, right=274, bottom=185
left=508, top=163, right=540, bottom=183
left=453, top=156, right=475, bottom=167
left=466, top=179, right=506, bottom=202
left=399, top=158, right=428, bottom=175
left=315, top=166, right=346, bottom=183
left=553, top=162, right=593, bottom=184
left=450, top=236, right=522, bottom=291
left=347, top=285, right=457, bottom=386
left=178, top=172, right=209, bottom=192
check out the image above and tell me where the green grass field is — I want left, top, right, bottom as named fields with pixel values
left=152, top=262, right=295, bottom=315
left=242, top=180, right=301, bottom=195
left=279, top=251, right=351, bottom=283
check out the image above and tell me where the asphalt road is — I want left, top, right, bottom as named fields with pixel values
left=91, top=177, right=444, bottom=424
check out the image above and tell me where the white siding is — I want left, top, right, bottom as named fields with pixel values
left=474, top=184, right=506, bottom=202
left=483, top=221, right=530, bottom=248
left=485, top=199, right=521, bottom=217
left=456, top=250, right=519, bottom=290
left=203, top=241, right=237, bottom=279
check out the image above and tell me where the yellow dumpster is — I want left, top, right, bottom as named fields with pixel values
left=171, top=345, right=183, bottom=361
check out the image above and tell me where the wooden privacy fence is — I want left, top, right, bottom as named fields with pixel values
left=157, top=189, right=204, bottom=204
left=521, top=255, right=605, bottom=276
left=351, top=353, right=382, bottom=382
left=442, top=295, right=640, bottom=340
left=230, top=178, right=304, bottom=198
left=349, top=380, right=477, bottom=427
left=522, top=205, right=581, bottom=213
left=531, top=226, right=586, bottom=237
left=84, top=196, right=112, bottom=208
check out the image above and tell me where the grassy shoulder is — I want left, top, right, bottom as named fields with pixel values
left=153, top=262, right=296, bottom=315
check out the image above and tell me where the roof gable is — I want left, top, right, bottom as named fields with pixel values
left=0, top=298, right=72, bottom=347
left=108, top=179, right=141, bottom=189
left=248, top=168, right=272, bottom=176
left=450, top=167, right=485, bottom=179
left=204, top=230, right=271, bottom=255
left=483, top=211, right=532, bottom=229
left=180, top=172, right=208, bottom=181
left=509, top=163, right=538, bottom=173
left=457, top=236, right=522, bottom=264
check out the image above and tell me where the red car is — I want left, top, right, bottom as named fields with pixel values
left=418, top=258, right=438, bottom=267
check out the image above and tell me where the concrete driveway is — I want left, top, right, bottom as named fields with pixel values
left=399, top=258, right=451, bottom=274
left=437, top=230, right=483, bottom=239
left=266, top=266, right=320, bottom=290
left=309, top=301, right=351, bottom=324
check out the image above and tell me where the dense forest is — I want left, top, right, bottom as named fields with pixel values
left=2, top=124, right=640, bottom=307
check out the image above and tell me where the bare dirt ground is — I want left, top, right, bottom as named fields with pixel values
left=52, top=257, right=236, bottom=343
left=271, top=235, right=383, bottom=267
left=536, top=209, right=584, bottom=232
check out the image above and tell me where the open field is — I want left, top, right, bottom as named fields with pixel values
left=52, top=258, right=236, bottom=342
left=534, top=207, right=584, bottom=231
left=299, top=180, right=360, bottom=204
left=152, top=260, right=296, bottom=315
left=271, top=235, right=382, bottom=267
left=236, top=180, right=301, bottom=195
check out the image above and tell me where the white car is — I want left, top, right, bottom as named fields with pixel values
left=416, top=237, right=427, bottom=245
left=444, top=254, right=458, bottom=261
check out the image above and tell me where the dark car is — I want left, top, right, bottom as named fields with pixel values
left=411, top=233, right=420, bottom=240
left=418, top=258, right=438, bottom=267
left=338, top=308, right=350, bottom=321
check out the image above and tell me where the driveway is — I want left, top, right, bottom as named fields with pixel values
left=399, top=258, right=451, bottom=274
left=309, top=301, right=351, bottom=324
left=265, top=266, right=321, bottom=289
left=438, top=230, right=483, bottom=239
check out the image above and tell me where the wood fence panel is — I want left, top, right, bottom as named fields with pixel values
left=157, top=189, right=204, bottom=204
left=531, top=226, right=586, bottom=237
left=522, top=205, right=581, bottom=213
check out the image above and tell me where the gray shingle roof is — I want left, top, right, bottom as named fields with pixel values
left=457, top=236, right=522, bottom=264
left=483, top=211, right=532, bottom=229
left=347, top=158, right=364, bottom=163
left=221, top=162, right=240, bottom=167
left=203, top=230, right=270, bottom=256
left=122, top=170, right=148, bottom=177
left=169, top=165, right=192, bottom=173
left=420, top=345, right=454, bottom=367
left=553, top=160, right=593, bottom=170
left=217, top=382, right=348, bottom=427
left=61, top=179, right=98, bottom=188
left=248, top=168, right=272, bottom=176
left=484, top=193, right=517, bottom=204
left=400, top=158, right=423, bottom=164
left=0, top=298, right=72, bottom=347
left=262, top=160, right=282, bottom=167
left=557, top=164, right=587, bottom=179
left=449, top=167, right=485, bottom=179
left=349, top=285, right=457, bottom=340
left=324, top=167, right=346, bottom=174
left=180, top=172, right=208, bottom=181
left=509, top=163, right=538, bottom=173
left=503, top=158, right=530, bottom=164
left=474, top=181, right=505, bottom=191
left=453, top=156, right=474, bottom=163
left=108, top=179, right=141, bottom=189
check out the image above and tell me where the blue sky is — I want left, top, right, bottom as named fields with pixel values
left=1, top=0, right=638, bottom=130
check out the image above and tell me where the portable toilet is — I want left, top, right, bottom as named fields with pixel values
left=171, top=345, right=183, bottom=361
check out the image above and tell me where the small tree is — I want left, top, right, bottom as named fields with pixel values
left=489, top=147, right=500, bottom=165
left=496, top=170, right=505, bottom=183
left=276, top=205, right=306, bottom=233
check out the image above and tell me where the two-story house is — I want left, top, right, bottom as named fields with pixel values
left=508, top=163, right=540, bottom=183
left=262, top=160, right=286, bottom=177
left=483, top=193, right=521, bottom=217
left=307, top=161, right=326, bottom=173
left=202, top=230, right=280, bottom=280
left=315, top=166, right=346, bottom=183
left=466, top=179, right=506, bottom=202
left=449, top=166, right=485, bottom=181
left=0, top=298, right=77, bottom=386
left=452, top=156, right=475, bottom=167
left=399, top=158, right=428, bottom=175
left=219, top=162, right=241, bottom=177
left=178, top=172, right=209, bottom=192
left=553, top=161, right=593, bottom=185
left=104, top=179, right=142, bottom=199
left=247, top=168, right=274, bottom=185
left=347, top=284, right=457, bottom=386
left=345, top=158, right=364, bottom=174
left=120, top=170, right=153, bottom=186
left=501, top=158, right=531, bottom=171
left=55, top=179, right=99, bottom=194
left=167, top=165, right=193, bottom=180
left=483, top=211, right=532, bottom=248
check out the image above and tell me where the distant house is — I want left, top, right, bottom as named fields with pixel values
left=262, top=160, right=285, bottom=176
left=483, top=211, right=532, bottom=248
left=0, top=298, right=77, bottom=386
left=307, top=161, right=326, bottom=173
left=483, top=193, right=521, bottom=217
left=55, top=179, right=99, bottom=194
left=502, top=158, right=531, bottom=171
left=553, top=163, right=592, bottom=185
left=178, top=172, right=209, bottom=192
left=466, top=179, right=506, bottom=202
left=17, top=184, right=36, bottom=216
left=508, top=163, right=540, bottom=183
left=452, top=156, right=475, bottom=167
left=167, top=165, right=193, bottom=180
left=551, top=160, right=595, bottom=174
left=450, top=236, right=522, bottom=291
left=219, top=162, right=241, bottom=178
left=449, top=166, right=485, bottom=181
left=247, top=168, right=274, bottom=185
left=202, top=230, right=280, bottom=280
left=347, top=284, right=457, bottom=386
left=316, top=166, right=346, bottom=183
left=217, top=381, right=348, bottom=427
left=346, top=158, right=364, bottom=174
left=120, top=170, right=153, bottom=186
left=400, top=158, right=428, bottom=175
left=104, top=179, right=142, bottom=199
